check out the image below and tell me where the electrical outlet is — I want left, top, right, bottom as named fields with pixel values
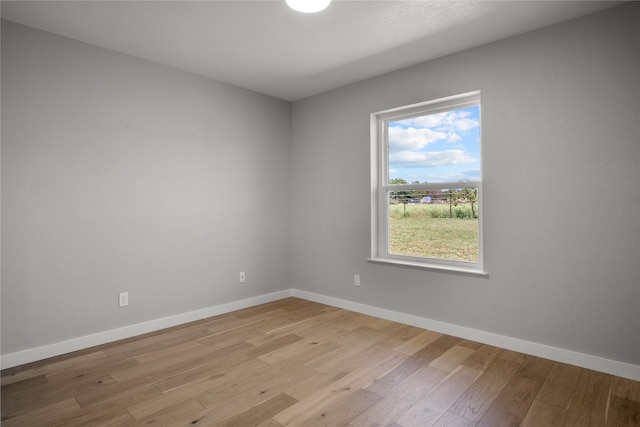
left=119, top=292, right=129, bottom=307
left=239, top=271, right=246, bottom=283
left=354, top=274, right=360, bottom=286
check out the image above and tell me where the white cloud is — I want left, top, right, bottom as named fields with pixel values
left=388, top=126, right=447, bottom=151
left=388, top=108, right=480, bottom=174
left=398, top=110, right=479, bottom=134
left=389, top=149, right=475, bottom=168
left=391, top=109, right=479, bottom=152
left=454, top=118, right=479, bottom=132
left=447, top=132, right=461, bottom=143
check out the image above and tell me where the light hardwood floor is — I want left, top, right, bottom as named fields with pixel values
left=2, top=297, right=639, bottom=426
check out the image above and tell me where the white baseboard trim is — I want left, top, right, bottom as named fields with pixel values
left=1, top=290, right=293, bottom=370
left=3, top=288, right=638, bottom=381
left=292, top=289, right=640, bottom=381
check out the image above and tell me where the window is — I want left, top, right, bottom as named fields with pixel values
left=370, top=91, right=485, bottom=274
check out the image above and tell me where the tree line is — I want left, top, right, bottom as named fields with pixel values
left=389, top=178, right=477, bottom=218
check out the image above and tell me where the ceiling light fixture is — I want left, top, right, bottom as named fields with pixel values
left=286, top=0, right=331, bottom=13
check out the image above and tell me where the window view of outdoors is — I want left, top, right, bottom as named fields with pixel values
left=387, top=105, right=481, bottom=262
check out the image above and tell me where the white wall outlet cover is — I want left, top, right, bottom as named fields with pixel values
left=118, top=292, right=129, bottom=307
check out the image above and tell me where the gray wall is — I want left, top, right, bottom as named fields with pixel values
left=2, top=4, right=639, bottom=368
left=1, top=21, right=292, bottom=355
left=290, top=3, right=639, bottom=366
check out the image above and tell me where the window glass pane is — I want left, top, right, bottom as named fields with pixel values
left=388, top=106, right=480, bottom=184
left=387, top=188, right=479, bottom=262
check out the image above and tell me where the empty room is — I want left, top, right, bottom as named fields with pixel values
left=1, top=1, right=639, bottom=426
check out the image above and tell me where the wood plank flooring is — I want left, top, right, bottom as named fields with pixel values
left=2, top=297, right=639, bottom=426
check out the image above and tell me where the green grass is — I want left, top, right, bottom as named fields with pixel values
left=389, top=203, right=478, bottom=262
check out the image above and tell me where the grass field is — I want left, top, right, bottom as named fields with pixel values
left=389, top=203, right=478, bottom=262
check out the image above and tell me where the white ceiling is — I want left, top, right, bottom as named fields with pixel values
left=1, top=1, right=622, bottom=101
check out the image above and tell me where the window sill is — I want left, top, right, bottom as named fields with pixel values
left=368, top=257, right=488, bottom=277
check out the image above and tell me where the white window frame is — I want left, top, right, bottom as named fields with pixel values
left=369, top=91, right=486, bottom=275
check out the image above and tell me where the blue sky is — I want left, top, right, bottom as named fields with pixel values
left=388, top=105, right=480, bottom=184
